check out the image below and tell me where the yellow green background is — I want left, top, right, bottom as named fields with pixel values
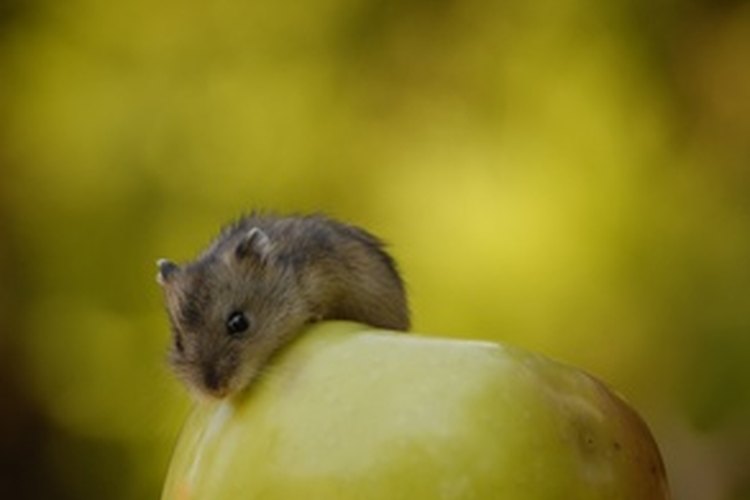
left=0, top=0, right=748, bottom=499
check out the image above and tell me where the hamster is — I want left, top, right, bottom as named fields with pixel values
left=156, top=212, right=410, bottom=398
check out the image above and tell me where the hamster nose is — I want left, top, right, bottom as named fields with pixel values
left=203, top=367, right=221, bottom=393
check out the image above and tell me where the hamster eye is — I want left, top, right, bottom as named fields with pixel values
left=226, top=311, right=250, bottom=338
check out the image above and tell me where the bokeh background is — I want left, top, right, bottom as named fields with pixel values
left=1, top=0, right=749, bottom=498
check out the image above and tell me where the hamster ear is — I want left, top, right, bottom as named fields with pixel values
left=156, top=259, right=181, bottom=286
left=235, top=227, right=272, bottom=262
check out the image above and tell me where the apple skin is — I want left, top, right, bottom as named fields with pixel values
left=162, top=322, right=670, bottom=500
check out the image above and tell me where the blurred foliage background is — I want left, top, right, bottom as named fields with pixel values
left=0, top=0, right=749, bottom=498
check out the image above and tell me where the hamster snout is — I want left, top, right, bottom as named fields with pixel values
left=201, top=365, right=227, bottom=397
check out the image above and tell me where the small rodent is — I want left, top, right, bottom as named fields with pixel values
left=156, top=212, right=410, bottom=398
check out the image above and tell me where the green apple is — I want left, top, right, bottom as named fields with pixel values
left=162, top=322, right=669, bottom=500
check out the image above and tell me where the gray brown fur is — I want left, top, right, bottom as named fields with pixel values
left=157, top=213, right=409, bottom=398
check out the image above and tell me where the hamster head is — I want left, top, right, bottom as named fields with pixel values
left=156, top=227, right=310, bottom=398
